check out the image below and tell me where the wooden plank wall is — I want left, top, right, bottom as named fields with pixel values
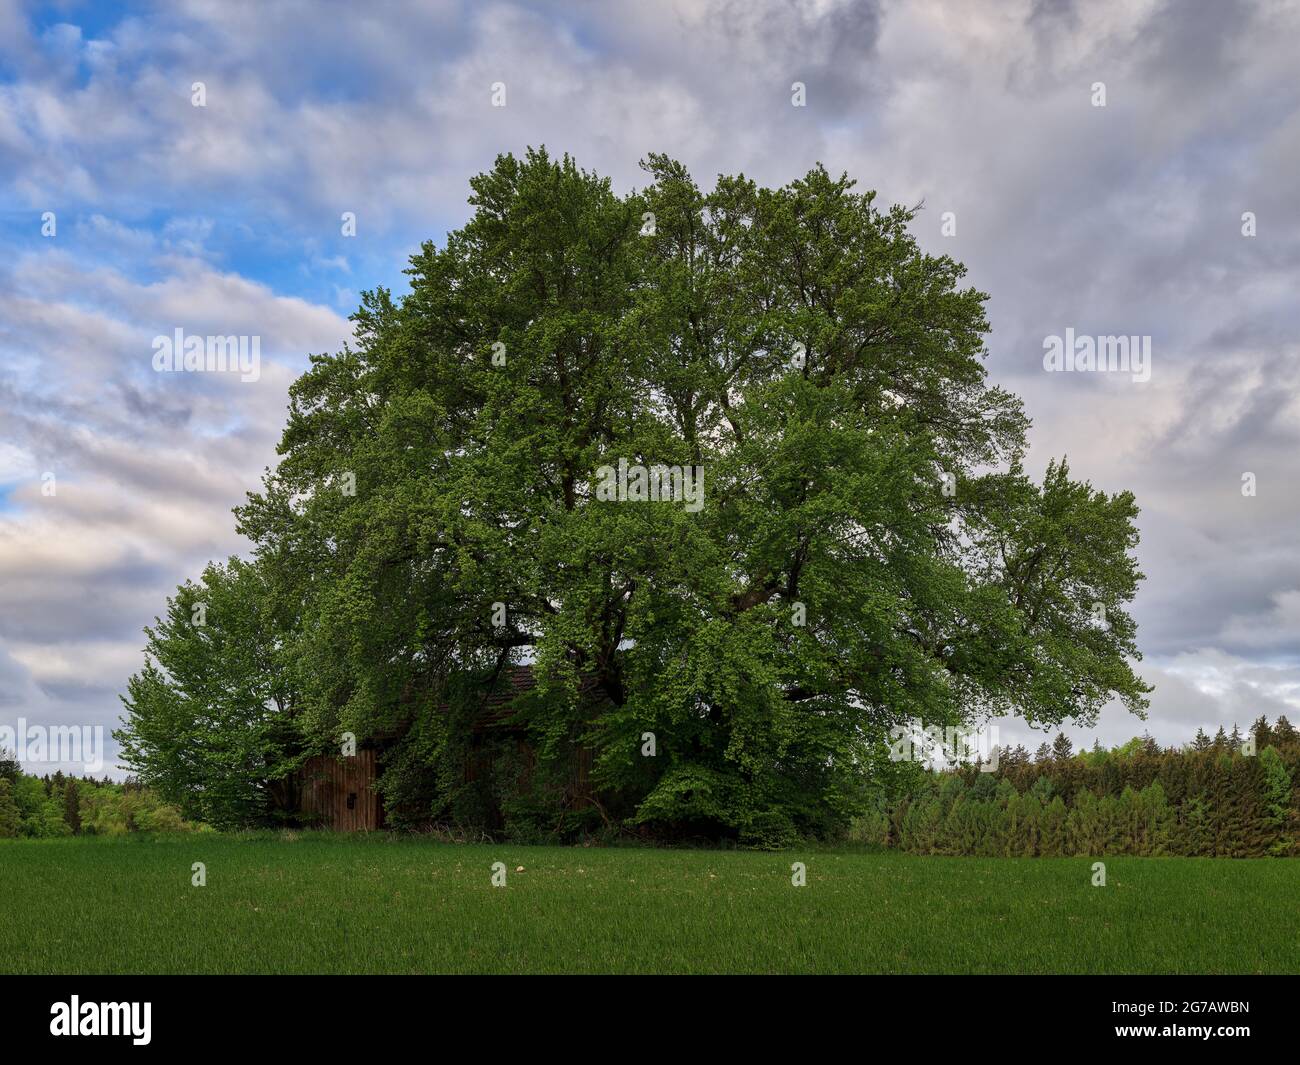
left=570, top=744, right=594, bottom=807
left=298, top=751, right=381, bottom=831
left=463, top=739, right=595, bottom=808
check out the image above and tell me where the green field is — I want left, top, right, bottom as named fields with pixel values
left=1, top=835, right=1296, bottom=974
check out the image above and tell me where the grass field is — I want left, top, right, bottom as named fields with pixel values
left=2, top=834, right=1297, bottom=974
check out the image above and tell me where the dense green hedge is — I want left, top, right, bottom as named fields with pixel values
left=0, top=763, right=203, bottom=838
left=856, top=721, right=1299, bottom=857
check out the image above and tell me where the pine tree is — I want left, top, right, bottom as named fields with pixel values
left=1034, top=742, right=1052, bottom=764
left=1139, top=781, right=1173, bottom=856
left=0, top=749, right=19, bottom=783
left=1001, top=745, right=1031, bottom=770
left=1272, top=716, right=1296, bottom=744
left=1159, top=747, right=1190, bottom=807
left=1041, top=795, right=1067, bottom=857
left=1236, top=756, right=1274, bottom=857
left=1015, top=793, right=1044, bottom=856
left=1258, top=747, right=1291, bottom=856
left=1099, top=754, right=1122, bottom=798
left=1179, top=794, right=1213, bottom=856
left=0, top=779, right=20, bottom=838
left=1212, top=726, right=1228, bottom=751
left=1051, top=732, right=1074, bottom=762
left=1113, top=786, right=1139, bottom=855
left=1250, top=716, right=1273, bottom=750
left=1097, top=794, right=1122, bottom=854
left=62, top=778, right=81, bottom=835
left=1066, top=789, right=1104, bottom=855
left=881, top=724, right=1300, bottom=858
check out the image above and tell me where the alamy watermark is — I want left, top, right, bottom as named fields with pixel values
left=594, top=458, right=704, bottom=512
left=1042, top=328, right=1150, bottom=383
left=889, top=724, right=1002, bottom=772
left=1, top=718, right=104, bottom=773
left=50, top=997, right=151, bottom=1045
left=151, top=328, right=261, bottom=382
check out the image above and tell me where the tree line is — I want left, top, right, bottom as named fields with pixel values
left=0, top=755, right=199, bottom=838
left=855, top=718, right=1299, bottom=857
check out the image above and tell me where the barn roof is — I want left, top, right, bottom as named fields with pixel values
left=474, top=663, right=611, bottom=728
left=478, top=664, right=539, bottom=725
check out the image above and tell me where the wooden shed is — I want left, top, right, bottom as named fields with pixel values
left=464, top=665, right=598, bottom=809
left=293, top=664, right=601, bottom=830
left=297, top=749, right=384, bottom=831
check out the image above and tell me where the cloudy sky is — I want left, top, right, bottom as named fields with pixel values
left=2, top=0, right=1298, bottom=774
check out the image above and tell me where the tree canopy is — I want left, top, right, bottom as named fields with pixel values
left=119, top=148, right=1150, bottom=843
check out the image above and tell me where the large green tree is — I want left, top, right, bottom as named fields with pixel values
left=115, top=557, right=302, bottom=828
left=140, top=148, right=1149, bottom=843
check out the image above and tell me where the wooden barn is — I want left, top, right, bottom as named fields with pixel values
left=297, top=748, right=385, bottom=831
left=462, top=665, right=597, bottom=806
left=295, top=664, right=597, bottom=830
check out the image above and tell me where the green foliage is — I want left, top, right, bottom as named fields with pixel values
left=0, top=763, right=201, bottom=839
left=75, top=783, right=198, bottom=836
left=115, top=558, right=304, bottom=829
left=62, top=778, right=81, bottom=835
left=0, top=748, right=19, bottom=784
left=130, top=148, right=1151, bottom=840
left=883, top=725, right=1300, bottom=857
left=1258, top=746, right=1291, bottom=856
left=11, top=775, right=70, bottom=838
left=0, top=780, right=20, bottom=838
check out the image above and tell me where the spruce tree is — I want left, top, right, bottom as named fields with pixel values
left=1239, top=756, right=1274, bottom=856
left=1181, top=794, right=1213, bottom=857
left=1002, top=745, right=1030, bottom=770
left=62, top=778, right=81, bottom=835
left=1042, top=795, right=1067, bottom=857
left=0, top=780, right=20, bottom=838
left=1257, top=747, right=1291, bottom=856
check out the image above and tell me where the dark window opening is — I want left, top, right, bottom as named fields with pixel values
left=347, top=792, right=357, bottom=810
